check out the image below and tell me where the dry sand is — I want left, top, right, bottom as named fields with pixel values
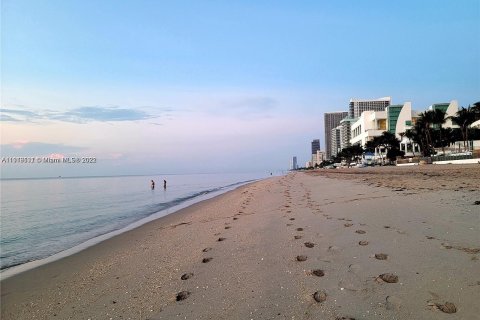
left=1, top=165, right=479, bottom=319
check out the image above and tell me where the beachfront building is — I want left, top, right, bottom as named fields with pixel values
left=385, top=101, right=422, bottom=156
left=331, top=126, right=342, bottom=158
left=349, top=97, right=391, bottom=118
left=428, top=100, right=459, bottom=129
left=290, top=156, right=298, bottom=170
left=350, top=101, right=421, bottom=157
left=324, top=111, right=348, bottom=159
left=386, top=102, right=413, bottom=139
left=328, top=97, right=392, bottom=158
left=339, top=117, right=357, bottom=151
left=350, top=110, right=387, bottom=147
left=311, top=150, right=325, bottom=167
left=311, top=139, right=320, bottom=155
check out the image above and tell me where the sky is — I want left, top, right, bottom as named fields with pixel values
left=1, top=0, right=479, bottom=178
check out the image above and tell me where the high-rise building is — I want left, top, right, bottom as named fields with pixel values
left=290, top=156, right=298, bottom=170
left=349, top=97, right=391, bottom=118
left=312, top=150, right=325, bottom=167
left=331, top=126, right=341, bottom=159
left=339, top=117, right=357, bottom=151
left=311, top=139, right=320, bottom=155
left=324, top=111, right=348, bottom=159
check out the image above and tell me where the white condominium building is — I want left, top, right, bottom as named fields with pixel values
left=350, top=110, right=387, bottom=147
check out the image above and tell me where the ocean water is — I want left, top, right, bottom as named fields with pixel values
left=0, top=173, right=269, bottom=274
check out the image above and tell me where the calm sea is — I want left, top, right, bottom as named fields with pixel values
left=0, top=173, right=270, bottom=276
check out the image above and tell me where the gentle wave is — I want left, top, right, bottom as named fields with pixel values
left=0, top=174, right=263, bottom=274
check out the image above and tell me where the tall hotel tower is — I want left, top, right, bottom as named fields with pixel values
left=324, top=112, right=348, bottom=159
left=349, top=97, right=391, bottom=118
left=311, top=139, right=320, bottom=155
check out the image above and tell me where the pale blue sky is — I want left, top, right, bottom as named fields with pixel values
left=1, top=0, right=479, bottom=177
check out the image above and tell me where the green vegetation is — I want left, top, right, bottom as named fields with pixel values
left=404, top=103, right=480, bottom=156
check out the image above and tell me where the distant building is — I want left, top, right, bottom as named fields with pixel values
left=312, top=150, right=325, bottom=166
left=290, top=156, right=298, bottom=170
left=339, top=117, right=357, bottom=151
left=349, top=97, right=391, bottom=118
left=349, top=101, right=423, bottom=158
left=331, top=126, right=342, bottom=159
left=324, top=111, right=348, bottom=159
left=330, top=97, right=392, bottom=157
left=311, top=139, right=320, bottom=155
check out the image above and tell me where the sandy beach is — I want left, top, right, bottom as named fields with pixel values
left=1, top=165, right=479, bottom=319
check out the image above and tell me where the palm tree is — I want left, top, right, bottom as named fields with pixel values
left=410, top=119, right=433, bottom=156
left=338, top=145, right=364, bottom=167
left=403, top=129, right=417, bottom=156
left=431, top=109, right=447, bottom=154
left=450, top=106, right=476, bottom=151
left=419, top=110, right=435, bottom=151
left=372, top=131, right=400, bottom=164
left=473, top=102, right=480, bottom=121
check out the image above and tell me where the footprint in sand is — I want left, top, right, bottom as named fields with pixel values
left=304, top=242, right=315, bottom=248
left=296, top=255, right=308, bottom=261
left=436, top=302, right=457, bottom=314
left=290, top=218, right=295, bottom=220
left=344, top=223, right=353, bottom=227
left=358, top=241, right=369, bottom=246
left=294, top=235, right=302, bottom=240
left=176, top=291, right=190, bottom=301
left=202, top=247, right=212, bottom=252
left=375, top=253, right=388, bottom=260
left=377, top=273, right=398, bottom=283
left=313, top=290, right=327, bottom=303
left=225, top=226, right=231, bottom=229
left=355, top=230, right=366, bottom=234
left=385, top=295, right=402, bottom=311
left=233, top=217, right=238, bottom=220
left=181, top=273, right=194, bottom=280
left=328, top=245, right=341, bottom=253
left=296, top=228, right=304, bottom=231
left=202, top=257, right=213, bottom=263
left=217, top=237, right=226, bottom=242
left=312, top=269, right=325, bottom=277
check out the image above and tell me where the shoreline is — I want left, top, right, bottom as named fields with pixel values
left=2, top=167, right=479, bottom=319
left=0, top=178, right=263, bottom=280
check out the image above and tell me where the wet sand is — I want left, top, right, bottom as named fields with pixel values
left=1, top=165, right=479, bottom=319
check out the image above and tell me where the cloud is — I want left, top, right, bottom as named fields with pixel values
left=1, top=142, right=86, bottom=157
left=51, top=106, right=154, bottom=123
left=0, top=106, right=166, bottom=123
left=0, top=108, right=43, bottom=121
left=0, top=114, right=22, bottom=122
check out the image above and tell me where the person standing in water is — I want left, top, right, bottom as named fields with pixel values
left=163, top=179, right=167, bottom=189
left=151, top=180, right=155, bottom=190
